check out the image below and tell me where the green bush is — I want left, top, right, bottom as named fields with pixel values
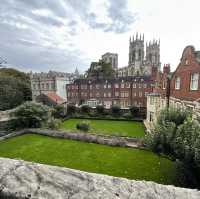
left=76, top=121, right=90, bottom=132
left=111, top=105, right=121, bottom=116
left=13, top=102, right=50, bottom=128
left=157, top=107, right=190, bottom=126
left=123, top=112, right=132, bottom=119
left=67, top=104, right=76, bottom=115
left=145, top=107, right=200, bottom=187
left=47, top=118, right=62, bottom=130
left=96, top=105, right=104, bottom=114
left=81, top=105, right=90, bottom=114
left=52, top=105, right=65, bottom=118
left=0, top=68, right=32, bottom=111
left=130, top=106, right=139, bottom=117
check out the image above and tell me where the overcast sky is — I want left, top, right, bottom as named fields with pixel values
left=0, top=0, right=200, bottom=73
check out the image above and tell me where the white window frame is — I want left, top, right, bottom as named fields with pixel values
left=190, top=73, right=199, bottom=91
left=175, top=76, right=180, bottom=90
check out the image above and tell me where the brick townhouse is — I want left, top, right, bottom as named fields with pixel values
left=66, top=76, right=154, bottom=109
left=146, top=45, right=200, bottom=126
left=170, top=46, right=200, bottom=112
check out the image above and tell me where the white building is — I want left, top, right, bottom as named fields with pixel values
left=30, top=70, right=79, bottom=100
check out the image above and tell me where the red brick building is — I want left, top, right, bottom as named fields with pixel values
left=66, top=76, right=154, bottom=109
left=170, top=46, right=200, bottom=103
left=146, top=45, right=200, bottom=126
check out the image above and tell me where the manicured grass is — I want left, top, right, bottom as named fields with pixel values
left=60, top=119, right=145, bottom=138
left=0, top=134, right=178, bottom=185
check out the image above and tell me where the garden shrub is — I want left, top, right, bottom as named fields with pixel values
left=81, top=105, right=90, bottom=114
left=13, top=101, right=50, bottom=128
left=67, top=104, right=76, bottom=115
left=76, top=121, right=90, bottom=132
left=111, top=105, right=121, bottom=117
left=145, top=107, right=200, bottom=188
left=47, top=118, right=62, bottom=130
left=52, top=105, right=65, bottom=118
left=96, top=105, right=104, bottom=114
left=123, top=112, right=132, bottom=119
left=130, top=106, right=139, bottom=117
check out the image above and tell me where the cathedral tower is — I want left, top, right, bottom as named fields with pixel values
left=146, top=39, right=160, bottom=69
left=128, top=33, right=144, bottom=68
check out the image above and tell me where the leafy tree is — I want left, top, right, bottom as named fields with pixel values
left=0, top=68, right=32, bottom=110
left=13, top=101, right=50, bottom=128
left=0, top=76, right=24, bottom=110
left=87, top=60, right=115, bottom=79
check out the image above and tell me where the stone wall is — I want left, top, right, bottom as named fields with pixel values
left=0, top=158, right=199, bottom=199
left=0, top=129, right=143, bottom=149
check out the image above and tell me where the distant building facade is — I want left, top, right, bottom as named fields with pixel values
left=102, top=52, right=118, bottom=69
left=146, top=45, right=200, bottom=128
left=146, top=64, right=170, bottom=125
left=67, top=33, right=161, bottom=110
left=66, top=76, right=154, bottom=109
left=117, top=33, right=160, bottom=77
left=30, top=70, right=79, bottom=100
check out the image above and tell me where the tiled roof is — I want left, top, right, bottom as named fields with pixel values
left=46, top=92, right=66, bottom=104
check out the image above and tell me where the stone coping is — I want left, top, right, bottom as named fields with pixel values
left=0, top=157, right=199, bottom=199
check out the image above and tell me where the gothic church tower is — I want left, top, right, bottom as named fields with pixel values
left=129, top=33, right=144, bottom=69
left=146, top=40, right=160, bottom=69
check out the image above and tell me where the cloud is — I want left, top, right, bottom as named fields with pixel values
left=71, top=0, right=137, bottom=33
left=0, top=0, right=137, bottom=73
left=106, top=0, right=137, bottom=33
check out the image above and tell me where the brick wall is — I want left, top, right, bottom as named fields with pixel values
left=170, top=46, right=200, bottom=101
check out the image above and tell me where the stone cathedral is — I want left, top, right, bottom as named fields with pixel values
left=117, top=33, right=161, bottom=77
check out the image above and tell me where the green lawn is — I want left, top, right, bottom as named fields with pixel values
left=60, top=119, right=145, bottom=138
left=0, top=134, right=178, bottom=185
